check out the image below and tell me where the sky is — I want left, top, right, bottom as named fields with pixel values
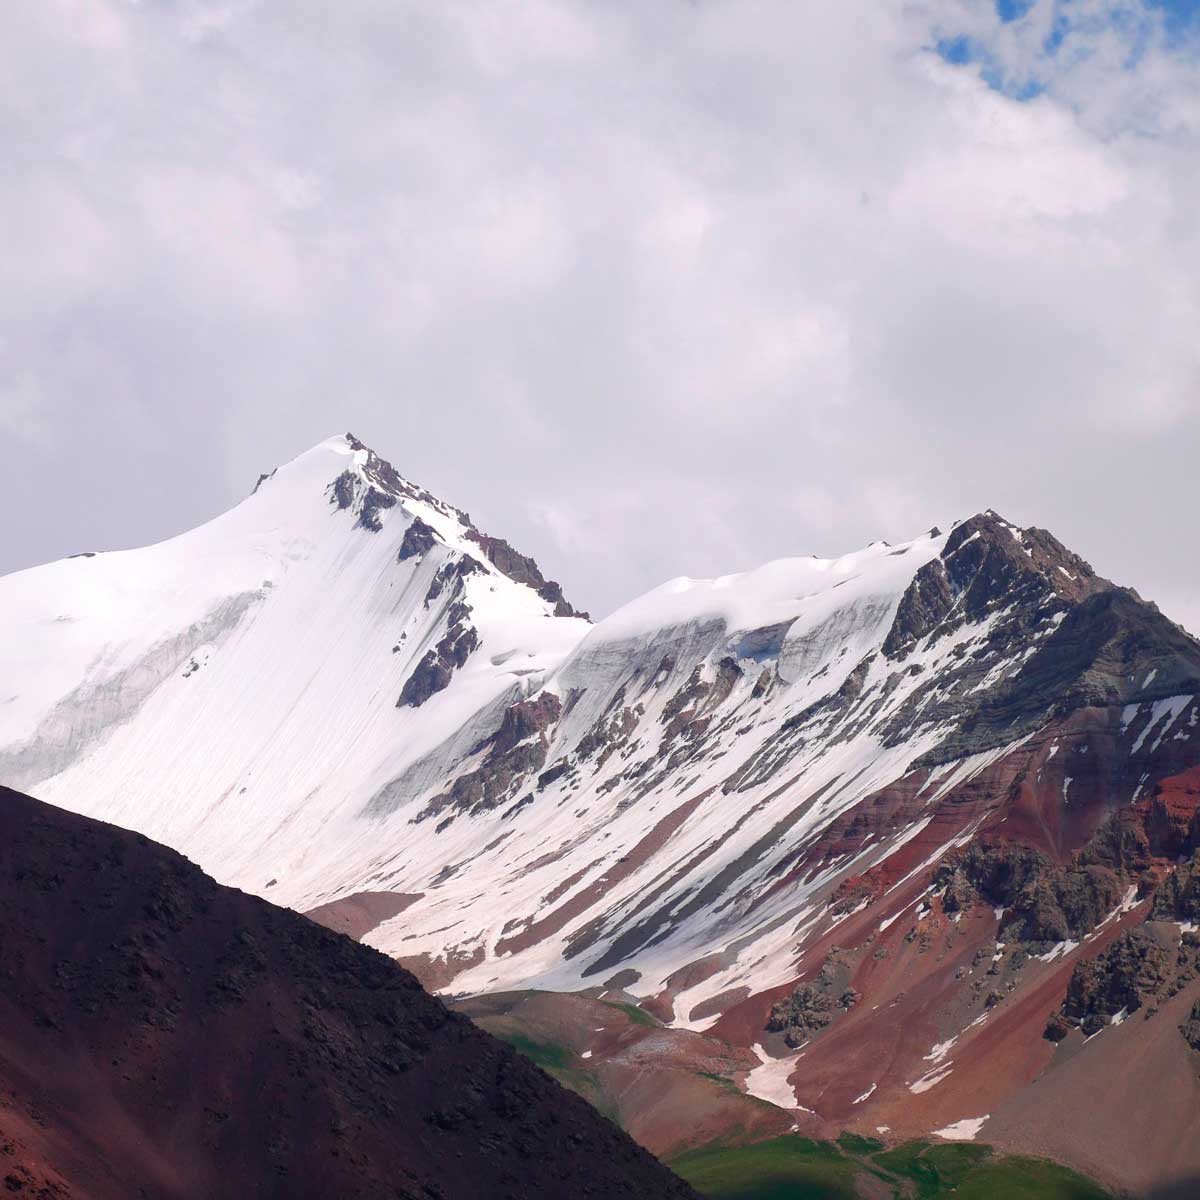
left=2, top=0, right=1198, bottom=632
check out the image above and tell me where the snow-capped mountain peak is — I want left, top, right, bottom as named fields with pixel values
left=0, top=434, right=590, bottom=882
left=1, top=444, right=1198, bottom=1107
left=3, top=442, right=1199, bottom=1193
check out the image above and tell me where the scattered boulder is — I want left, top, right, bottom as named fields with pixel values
left=1043, top=1013, right=1071, bottom=1043
left=766, top=952, right=857, bottom=1047
left=767, top=984, right=834, bottom=1048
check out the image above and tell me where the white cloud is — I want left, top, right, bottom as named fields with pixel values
left=0, top=0, right=1197, bottom=636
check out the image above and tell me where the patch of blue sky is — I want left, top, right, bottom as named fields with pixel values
left=937, top=0, right=1198, bottom=103
left=996, top=0, right=1036, bottom=22
left=1146, top=0, right=1200, bottom=39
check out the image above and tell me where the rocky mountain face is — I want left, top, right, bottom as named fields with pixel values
left=0, top=785, right=698, bottom=1200
left=1, top=434, right=1198, bottom=1194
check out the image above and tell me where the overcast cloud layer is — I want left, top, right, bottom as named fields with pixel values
left=2, top=0, right=1198, bottom=631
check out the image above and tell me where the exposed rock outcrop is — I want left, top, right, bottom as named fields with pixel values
left=398, top=620, right=480, bottom=708
left=1182, top=999, right=1200, bottom=1051
left=1060, top=926, right=1172, bottom=1034
left=466, top=530, right=584, bottom=619
left=424, top=555, right=485, bottom=606
left=398, top=516, right=438, bottom=561
left=935, top=841, right=1124, bottom=952
left=767, top=983, right=834, bottom=1047
left=1151, top=850, right=1200, bottom=923
left=415, top=694, right=564, bottom=824
left=766, top=950, right=857, bottom=1048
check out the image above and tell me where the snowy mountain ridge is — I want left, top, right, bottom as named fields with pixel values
left=5, top=432, right=1200, bottom=1190
left=1, top=434, right=1198, bottom=1031
left=0, top=434, right=588, bottom=879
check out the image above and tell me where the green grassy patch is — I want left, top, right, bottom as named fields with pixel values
left=492, top=1028, right=622, bottom=1126
left=836, top=1131, right=885, bottom=1155
left=602, top=999, right=659, bottom=1027
left=492, top=1030, right=572, bottom=1073
left=697, top=1071, right=741, bottom=1094
left=872, top=1140, right=991, bottom=1197
left=952, top=1156, right=1112, bottom=1200
left=670, top=1133, right=1114, bottom=1200
left=671, top=1135, right=861, bottom=1200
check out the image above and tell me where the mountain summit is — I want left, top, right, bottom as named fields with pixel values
left=1, top=436, right=1198, bottom=1192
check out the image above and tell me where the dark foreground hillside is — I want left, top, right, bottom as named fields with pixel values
left=0, top=785, right=698, bottom=1200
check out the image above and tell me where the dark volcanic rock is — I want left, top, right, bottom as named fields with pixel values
left=397, top=516, right=438, bottom=561
left=1043, top=1013, right=1072, bottom=1043
left=884, top=511, right=1101, bottom=662
left=1151, top=850, right=1200, bottom=923
left=874, top=512, right=1200, bottom=768
left=765, top=951, right=857, bottom=1048
left=0, top=786, right=699, bottom=1200
left=465, top=530, right=584, bottom=618
left=398, top=620, right=481, bottom=708
left=767, top=984, right=835, bottom=1048
left=356, top=486, right=396, bottom=532
left=934, top=841, right=1124, bottom=952
left=416, top=694, right=563, bottom=824
left=424, top=555, right=485, bottom=606
left=1004, top=863, right=1123, bottom=950
left=329, top=468, right=357, bottom=510
left=398, top=648, right=453, bottom=707
left=1079, top=808, right=1154, bottom=874
left=1062, top=927, right=1172, bottom=1025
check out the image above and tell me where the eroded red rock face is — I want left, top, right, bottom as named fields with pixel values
left=0, top=787, right=698, bottom=1200
left=684, top=724, right=1200, bottom=1195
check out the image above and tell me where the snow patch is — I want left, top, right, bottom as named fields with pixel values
left=745, top=1044, right=806, bottom=1111
left=933, top=1116, right=989, bottom=1141
left=909, top=1063, right=954, bottom=1094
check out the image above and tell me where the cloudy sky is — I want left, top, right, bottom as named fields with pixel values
left=3, top=1, right=1198, bottom=631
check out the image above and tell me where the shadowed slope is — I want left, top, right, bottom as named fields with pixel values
left=0, top=785, right=697, bottom=1200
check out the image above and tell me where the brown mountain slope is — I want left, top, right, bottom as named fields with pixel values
left=0, top=786, right=698, bottom=1200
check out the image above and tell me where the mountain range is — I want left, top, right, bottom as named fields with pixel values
left=2, top=432, right=1198, bottom=1196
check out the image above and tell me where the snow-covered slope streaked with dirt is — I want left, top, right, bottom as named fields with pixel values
left=0, top=434, right=589, bottom=892
left=2, top=433, right=1198, bottom=1049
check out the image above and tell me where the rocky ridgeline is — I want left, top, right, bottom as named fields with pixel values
left=326, top=432, right=586, bottom=710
